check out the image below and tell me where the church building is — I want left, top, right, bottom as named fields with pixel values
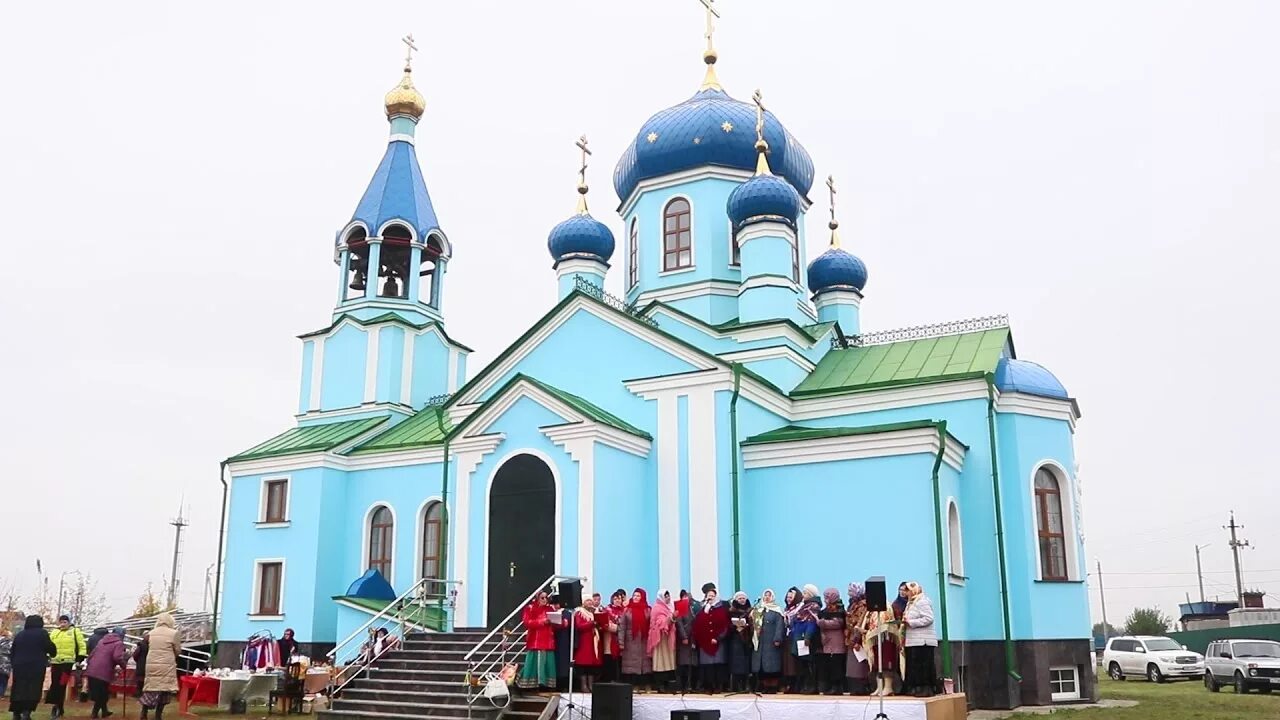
left=216, top=16, right=1092, bottom=709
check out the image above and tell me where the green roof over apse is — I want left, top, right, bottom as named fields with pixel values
left=228, top=416, right=388, bottom=462
left=348, top=404, right=452, bottom=455
left=793, top=327, right=1010, bottom=396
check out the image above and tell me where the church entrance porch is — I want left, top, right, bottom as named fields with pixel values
left=487, top=453, right=556, bottom=627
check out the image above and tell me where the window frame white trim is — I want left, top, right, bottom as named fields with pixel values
left=250, top=557, right=286, bottom=618
left=658, top=194, right=696, bottom=275
left=414, top=496, right=445, bottom=583
left=257, top=475, right=291, bottom=526
left=362, top=502, right=398, bottom=586
left=1048, top=665, right=1081, bottom=702
left=1030, top=460, right=1082, bottom=582
left=946, top=497, right=965, bottom=584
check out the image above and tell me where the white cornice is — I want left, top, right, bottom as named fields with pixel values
left=718, top=345, right=816, bottom=373
left=636, top=280, right=740, bottom=305
left=542, top=422, right=652, bottom=458
left=736, top=222, right=796, bottom=245
left=996, top=391, right=1079, bottom=432
left=791, top=378, right=990, bottom=420
left=555, top=257, right=609, bottom=277
left=457, top=296, right=717, bottom=405
left=625, top=368, right=733, bottom=399
left=738, top=275, right=800, bottom=294
left=814, top=289, right=863, bottom=309
left=742, top=426, right=966, bottom=472
left=618, top=167, right=753, bottom=216
left=797, top=299, right=818, bottom=322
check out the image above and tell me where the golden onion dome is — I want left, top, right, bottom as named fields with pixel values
left=384, top=65, right=425, bottom=119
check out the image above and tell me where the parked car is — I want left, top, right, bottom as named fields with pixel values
left=1103, top=635, right=1204, bottom=683
left=1204, top=638, right=1280, bottom=694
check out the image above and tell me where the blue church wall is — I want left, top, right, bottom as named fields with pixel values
left=735, top=357, right=808, bottom=393
left=310, top=468, right=350, bottom=642
left=994, top=412, right=1088, bottom=641
left=342, top=461, right=444, bottom=595
left=593, top=444, right=657, bottom=596
left=320, top=324, right=367, bottom=410
left=663, top=293, right=739, bottom=326
left=740, top=285, right=801, bottom=329
left=478, top=308, right=699, bottom=431
left=334, top=604, right=372, bottom=664
left=460, top=397, right=580, bottom=624
left=409, top=329, right=452, bottom=406
left=298, top=340, right=315, bottom=414
left=376, top=325, right=406, bottom=404
left=937, top=464, right=970, bottom=641
left=677, top=395, right=692, bottom=593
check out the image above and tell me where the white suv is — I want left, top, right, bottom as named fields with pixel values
left=1204, top=639, right=1280, bottom=694
left=1103, top=636, right=1205, bottom=683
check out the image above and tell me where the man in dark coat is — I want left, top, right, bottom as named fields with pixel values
left=9, top=615, right=57, bottom=720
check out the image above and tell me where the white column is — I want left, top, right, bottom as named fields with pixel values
left=687, top=387, right=719, bottom=589
left=447, top=347, right=460, bottom=393
left=363, top=327, right=380, bottom=403
left=559, top=438, right=596, bottom=585
left=450, top=449, right=487, bottom=628
left=400, top=331, right=415, bottom=406
left=656, top=393, right=682, bottom=594
left=308, top=337, right=325, bottom=411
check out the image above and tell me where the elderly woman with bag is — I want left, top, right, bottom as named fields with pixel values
left=86, top=628, right=128, bottom=718
left=141, top=614, right=182, bottom=720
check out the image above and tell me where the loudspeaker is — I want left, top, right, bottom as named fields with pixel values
left=865, top=576, right=887, bottom=612
left=670, top=711, right=720, bottom=720
left=592, top=682, right=633, bottom=720
left=558, top=579, right=584, bottom=609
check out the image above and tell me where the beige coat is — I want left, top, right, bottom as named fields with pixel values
left=143, top=614, right=182, bottom=693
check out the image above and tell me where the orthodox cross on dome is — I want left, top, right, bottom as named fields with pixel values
left=697, top=0, right=723, bottom=90
left=576, top=134, right=593, bottom=214
left=751, top=88, right=771, bottom=175
left=826, top=174, right=842, bottom=248
left=402, top=33, right=418, bottom=70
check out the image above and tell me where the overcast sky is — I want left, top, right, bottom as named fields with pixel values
left=1, top=1, right=1277, bottom=628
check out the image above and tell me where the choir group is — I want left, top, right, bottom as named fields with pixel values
left=514, top=580, right=941, bottom=698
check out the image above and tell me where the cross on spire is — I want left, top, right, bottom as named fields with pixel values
left=696, top=0, right=723, bottom=90
left=699, top=0, right=720, bottom=55
left=826, top=175, right=842, bottom=248
left=575, top=134, right=592, bottom=214
left=402, top=34, right=418, bottom=70
left=751, top=89, right=772, bottom=175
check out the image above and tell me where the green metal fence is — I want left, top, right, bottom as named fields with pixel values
left=1168, top=623, right=1280, bottom=655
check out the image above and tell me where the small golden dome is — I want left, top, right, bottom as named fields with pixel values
left=384, top=65, right=425, bottom=119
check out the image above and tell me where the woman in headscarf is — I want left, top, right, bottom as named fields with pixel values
left=844, top=583, right=871, bottom=695
left=141, top=613, right=182, bottom=720
left=673, top=590, right=697, bottom=693
left=617, top=588, right=653, bottom=690
left=599, top=590, right=626, bottom=683
left=572, top=595, right=603, bottom=692
left=779, top=587, right=801, bottom=692
left=692, top=588, right=730, bottom=693
left=750, top=590, right=785, bottom=694
left=276, top=628, right=298, bottom=665
left=901, top=582, right=938, bottom=697
left=516, top=590, right=557, bottom=689
left=816, top=588, right=847, bottom=695
left=726, top=592, right=753, bottom=692
left=8, top=616, right=55, bottom=720
left=647, top=590, right=677, bottom=692
left=861, top=585, right=903, bottom=696
left=86, top=628, right=128, bottom=718
left=786, top=585, right=820, bottom=694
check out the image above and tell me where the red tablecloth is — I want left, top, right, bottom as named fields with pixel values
left=178, top=675, right=221, bottom=705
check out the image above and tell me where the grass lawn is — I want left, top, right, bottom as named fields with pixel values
left=1045, top=676, right=1279, bottom=719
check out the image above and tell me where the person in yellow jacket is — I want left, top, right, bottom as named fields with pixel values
left=46, top=615, right=87, bottom=719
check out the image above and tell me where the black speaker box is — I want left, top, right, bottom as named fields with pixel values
left=865, top=576, right=887, bottom=612
left=558, top=579, right=583, bottom=609
left=592, top=682, right=633, bottom=720
left=671, top=711, right=720, bottom=720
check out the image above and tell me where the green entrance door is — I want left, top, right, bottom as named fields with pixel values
left=486, top=453, right=556, bottom=628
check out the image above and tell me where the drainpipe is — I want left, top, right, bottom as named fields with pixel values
left=929, top=421, right=953, bottom=679
left=437, top=405, right=452, bottom=630
left=729, top=363, right=743, bottom=591
left=212, top=461, right=228, bottom=656
left=986, top=374, right=1021, bottom=681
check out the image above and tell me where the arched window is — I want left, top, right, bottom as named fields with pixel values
left=378, top=224, right=412, bottom=299
left=419, top=235, right=445, bottom=307
left=1034, top=468, right=1068, bottom=581
left=662, top=198, right=692, bottom=271
left=343, top=227, right=369, bottom=301
left=947, top=501, right=964, bottom=579
left=368, top=506, right=394, bottom=579
left=421, top=501, right=444, bottom=582
left=628, top=219, right=639, bottom=289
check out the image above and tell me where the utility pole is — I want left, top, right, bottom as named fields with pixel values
left=167, top=507, right=189, bottom=610
left=1097, top=559, right=1110, bottom=638
left=1195, top=543, right=1211, bottom=603
left=1226, top=512, right=1250, bottom=607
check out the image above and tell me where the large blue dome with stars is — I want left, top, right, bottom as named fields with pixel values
left=614, top=87, right=815, bottom=204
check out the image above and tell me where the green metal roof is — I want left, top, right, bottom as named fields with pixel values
left=228, top=416, right=388, bottom=462
left=333, top=596, right=448, bottom=632
left=793, top=328, right=1010, bottom=396
left=519, top=375, right=652, bottom=439
left=744, top=421, right=968, bottom=450
left=299, top=313, right=474, bottom=352
left=348, top=405, right=451, bottom=455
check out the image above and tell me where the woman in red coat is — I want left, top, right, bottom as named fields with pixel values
left=572, top=597, right=603, bottom=692
left=517, top=591, right=557, bottom=689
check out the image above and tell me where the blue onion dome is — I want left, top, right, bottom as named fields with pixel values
left=547, top=213, right=615, bottom=263
left=807, top=246, right=868, bottom=293
left=727, top=172, right=801, bottom=227
left=995, top=358, right=1069, bottom=400
left=613, top=87, right=815, bottom=203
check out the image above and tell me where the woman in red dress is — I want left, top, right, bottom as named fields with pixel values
left=517, top=591, right=557, bottom=689
left=572, top=596, right=603, bottom=692
left=599, top=590, right=625, bottom=683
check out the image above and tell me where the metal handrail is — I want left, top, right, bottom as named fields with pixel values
left=462, top=574, right=582, bottom=662
left=122, top=635, right=211, bottom=668
left=325, top=577, right=459, bottom=664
